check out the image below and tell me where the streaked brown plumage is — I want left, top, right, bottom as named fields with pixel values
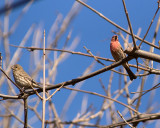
left=11, top=64, right=42, bottom=89
left=110, top=35, right=137, bottom=81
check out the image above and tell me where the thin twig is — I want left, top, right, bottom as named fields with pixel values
left=83, top=46, right=106, bottom=66
left=46, top=82, right=66, bottom=100
left=131, top=83, right=160, bottom=103
left=83, top=46, right=134, bottom=76
left=64, top=87, right=140, bottom=114
left=10, top=45, right=113, bottom=61
left=10, top=45, right=160, bottom=75
left=0, top=67, right=23, bottom=93
left=42, top=30, right=46, bottom=128
left=122, top=0, right=136, bottom=49
left=30, top=85, right=42, bottom=100
left=117, top=110, right=135, bottom=128
left=138, top=7, right=160, bottom=48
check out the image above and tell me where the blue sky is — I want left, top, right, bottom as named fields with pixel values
left=0, top=0, right=160, bottom=127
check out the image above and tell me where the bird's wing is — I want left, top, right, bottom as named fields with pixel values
left=118, top=42, right=126, bottom=57
left=119, top=44, right=129, bottom=64
left=18, top=71, right=39, bottom=86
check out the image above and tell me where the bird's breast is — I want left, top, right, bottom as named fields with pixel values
left=110, top=41, right=120, bottom=52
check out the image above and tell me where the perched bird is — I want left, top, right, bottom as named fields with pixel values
left=110, top=35, right=137, bottom=81
left=11, top=64, right=42, bottom=90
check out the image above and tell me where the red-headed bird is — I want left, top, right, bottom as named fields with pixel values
left=110, top=35, right=137, bottom=81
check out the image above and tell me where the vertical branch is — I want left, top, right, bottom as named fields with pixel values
left=3, top=1, right=10, bottom=66
left=24, top=94, right=28, bottom=128
left=42, top=30, right=46, bottom=128
left=150, top=16, right=160, bottom=68
left=122, top=0, right=136, bottom=49
left=136, top=16, right=160, bottom=112
left=0, top=52, right=2, bottom=67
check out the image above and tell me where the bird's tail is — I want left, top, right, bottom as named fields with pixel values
left=124, top=64, right=137, bottom=81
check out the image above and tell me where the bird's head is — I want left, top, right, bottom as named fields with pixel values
left=11, top=64, right=23, bottom=71
left=111, top=35, right=118, bottom=41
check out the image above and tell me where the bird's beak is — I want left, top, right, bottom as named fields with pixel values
left=115, top=35, right=118, bottom=40
left=11, top=65, right=14, bottom=69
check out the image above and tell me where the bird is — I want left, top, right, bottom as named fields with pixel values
left=110, top=35, right=137, bottom=81
left=11, top=64, right=42, bottom=90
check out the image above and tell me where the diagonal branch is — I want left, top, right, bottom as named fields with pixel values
left=138, top=7, right=160, bottom=48
left=0, top=0, right=39, bottom=15
left=26, top=56, right=134, bottom=96
left=0, top=67, right=23, bottom=92
left=76, top=0, right=160, bottom=50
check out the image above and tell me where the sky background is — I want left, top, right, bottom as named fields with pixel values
left=0, top=0, right=160, bottom=127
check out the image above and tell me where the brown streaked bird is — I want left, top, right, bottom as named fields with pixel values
left=110, top=35, right=137, bottom=81
left=11, top=64, right=42, bottom=90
